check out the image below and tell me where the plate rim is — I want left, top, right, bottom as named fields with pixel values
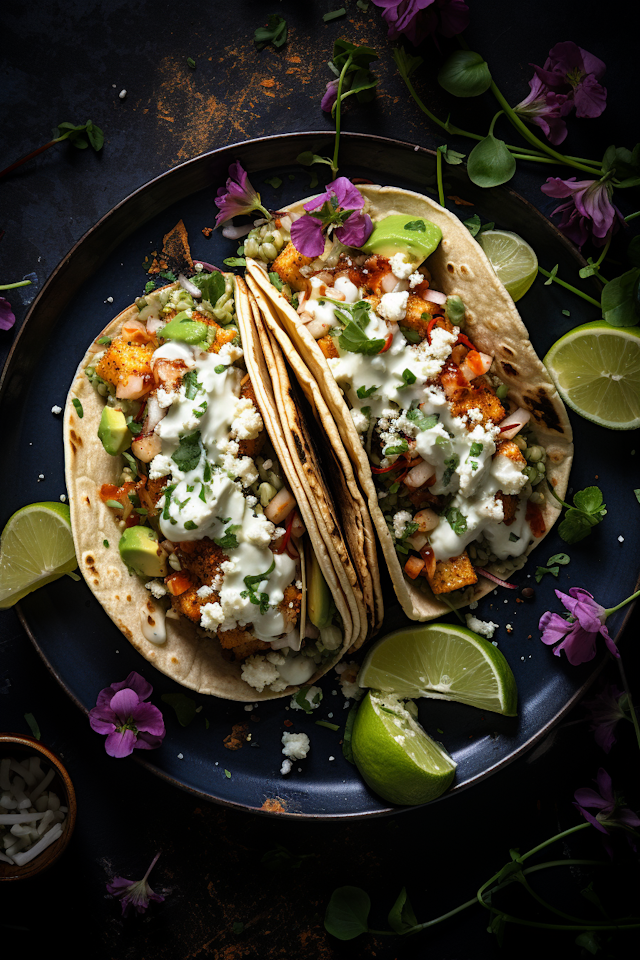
left=4, top=130, right=634, bottom=819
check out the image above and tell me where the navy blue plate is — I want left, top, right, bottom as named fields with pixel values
left=1, top=133, right=637, bottom=818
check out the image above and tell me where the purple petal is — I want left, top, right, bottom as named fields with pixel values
left=561, top=587, right=605, bottom=632
left=336, top=211, right=373, bottom=248
left=579, top=47, right=606, bottom=81
left=540, top=176, right=586, bottom=199
left=290, top=215, right=326, bottom=257
left=438, top=0, right=470, bottom=37
left=119, top=671, right=154, bottom=701
left=214, top=162, right=262, bottom=227
left=573, top=74, right=607, bottom=118
left=107, top=876, right=135, bottom=894
left=110, top=687, right=142, bottom=724
left=321, top=79, right=340, bottom=113
left=304, top=190, right=331, bottom=213
left=539, top=611, right=570, bottom=646
left=547, top=41, right=585, bottom=76
left=104, top=728, right=137, bottom=758
left=573, top=802, right=610, bottom=833
left=617, top=807, right=640, bottom=828
left=328, top=177, right=365, bottom=211
left=532, top=114, right=569, bottom=146
left=574, top=786, right=611, bottom=810
left=134, top=731, right=165, bottom=751
left=555, top=624, right=598, bottom=666
left=0, top=298, right=16, bottom=331
left=88, top=707, right=117, bottom=736
left=595, top=767, right=615, bottom=804
left=129, top=701, right=166, bottom=737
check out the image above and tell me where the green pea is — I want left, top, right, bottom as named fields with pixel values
left=496, top=384, right=509, bottom=400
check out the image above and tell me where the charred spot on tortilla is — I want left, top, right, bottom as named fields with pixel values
left=86, top=555, right=95, bottom=565
left=293, top=433, right=307, bottom=463
left=459, top=264, right=470, bottom=276
left=146, top=599, right=155, bottom=613
left=70, top=429, right=82, bottom=447
left=502, top=345, right=516, bottom=357
left=446, top=262, right=455, bottom=273
left=526, top=389, right=564, bottom=433
left=502, top=362, right=518, bottom=377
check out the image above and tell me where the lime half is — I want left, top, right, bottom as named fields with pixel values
left=544, top=321, right=640, bottom=430
left=477, top=229, right=538, bottom=302
left=358, top=623, right=518, bottom=716
left=0, top=502, right=77, bottom=609
left=351, top=691, right=456, bottom=805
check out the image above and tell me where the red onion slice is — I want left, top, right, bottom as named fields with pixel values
left=192, top=261, right=222, bottom=273
left=476, top=568, right=518, bottom=589
left=178, top=273, right=202, bottom=299
left=422, top=288, right=447, bottom=305
left=498, top=407, right=531, bottom=439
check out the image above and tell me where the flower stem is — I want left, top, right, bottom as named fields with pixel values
left=603, top=589, right=640, bottom=619
left=518, top=876, right=608, bottom=925
left=0, top=138, right=62, bottom=181
left=538, top=267, right=602, bottom=308
left=331, top=55, right=353, bottom=177
left=520, top=821, right=591, bottom=862
left=624, top=211, right=640, bottom=222
left=0, top=280, right=32, bottom=291
left=405, top=897, right=479, bottom=934
left=436, top=148, right=445, bottom=207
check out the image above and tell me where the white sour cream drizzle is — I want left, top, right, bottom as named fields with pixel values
left=150, top=339, right=296, bottom=640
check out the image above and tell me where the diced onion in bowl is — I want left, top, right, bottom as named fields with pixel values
left=498, top=407, right=531, bottom=439
left=0, top=754, right=67, bottom=866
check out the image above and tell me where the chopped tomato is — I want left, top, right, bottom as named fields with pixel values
left=526, top=500, right=546, bottom=538
left=100, top=483, right=120, bottom=502
left=426, top=316, right=440, bottom=344
left=275, top=509, right=297, bottom=555
left=379, top=332, right=394, bottom=354
left=404, top=555, right=425, bottom=580
left=464, top=350, right=486, bottom=377
left=166, top=572, right=192, bottom=596
left=124, top=513, right=140, bottom=528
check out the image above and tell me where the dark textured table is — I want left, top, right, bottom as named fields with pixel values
left=1, top=3, right=638, bottom=958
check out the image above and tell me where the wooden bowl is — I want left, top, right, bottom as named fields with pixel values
left=0, top=733, right=77, bottom=881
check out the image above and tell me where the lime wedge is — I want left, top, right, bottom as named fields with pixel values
left=544, top=321, right=640, bottom=430
left=0, top=502, right=77, bottom=609
left=351, top=691, right=456, bottom=806
left=477, top=229, right=538, bottom=302
left=358, top=623, right=518, bottom=716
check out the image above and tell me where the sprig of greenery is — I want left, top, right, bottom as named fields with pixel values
left=0, top=120, right=104, bottom=180
left=547, top=484, right=607, bottom=544
left=254, top=14, right=287, bottom=51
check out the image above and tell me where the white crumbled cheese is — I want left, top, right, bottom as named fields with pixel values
left=51, top=405, right=62, bottom=415
left=221, top=559, right=237, bottom=575
left=377, top=290, right=409, bottom=323
left=118, top=89, right=126, bottom=99
left=394, top=411, right=419, bottom=438
left=350, top=408, right=369, bottom=433
left=266, top=651, right=286, bottom=666
left=271, top=526, right=286, bottom=541
left=155, top=387, right=176, bottom=409
left=618, top=536, right=625, bottom=543
left=281, top=731, right=311, bottom=760
left=269, top=678, right=289, bottom=693
left=408, top=271, right=423, bottom=288
left=469, top=600, right=478, bottom=610
left=412, top=325, right=458, bottom=379
left=290, top=685, right=322, bottom=711
left=280, top=759, right=293, bottom=775
left=221, top=453, right=258, bottom=487
left=244, top=513, right=276, bottom=547
left=217, top=341, right=244, bottom=365
left=336, top=661, right=361, bottom=699
left=146, top=580, right=167, bottom=599
left=465, top=614, right=500, bottom=639
left=467, top=407, right=483, bottom=424
left=491, top=454, right=527, bottom=496
left=241, top=655, right=281, bottom=692
left=196, top=584, right=215, bottom=599
left=389, top=253, right=413, bottom=280
left=200, top=601, right=224, bottom=631
left=230, top=396, right=263, bottom=441
left=393, top=510, right=413, bottom=539
left=476, top=497, right=505, bottom=522
left=149, top=453, right=174, bottom=480
left=59, top=494, right=67, bottom=502
left=377, top=489, right=389, bottom=499
left=295, top=580, right=303, bottom=590
left=246, top=495, right=258, bottom=507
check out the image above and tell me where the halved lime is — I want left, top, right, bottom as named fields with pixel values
left=544, top=321, right=640, bottom=430
left=477, top=229, right=538, bottom=302
left=0, top=502, right=77, bottom=608
left=351, top=691, right=456, bottom=805
left=358, top=623, right=518, bottom=716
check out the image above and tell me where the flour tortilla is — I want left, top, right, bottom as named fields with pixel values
left=246, top=184, right=574, bottom=620
left=64, top=278, right=358, bottom=699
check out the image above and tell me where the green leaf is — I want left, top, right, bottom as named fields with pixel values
left=187, top=57, right=196, bottom=69
left=183, top=370, right=203, bottom=400
left=601, top=267, right=640, bottom=326
left=544, top=264, right=558, bottom=286
left=332, top=39, right=378, bottom=72
left=264, top=176, right=282, bottom=189
left=161, top=692, right=197, bottom=726
left=296, top=151, right=334, bottom=168
left=293, top=687, right=314, bottom=714
left=445, top=295, right=465, bottom=325
left=225, top=769, right=231, bottom=778
left=223, top=257, right=247, bottom=267
left=469, top=441, right=483, bottom=457
left=463, top=214, right=482, bottom=236
left=572, top=486, right=604, bottom=515
left=159, top=270, right=177, bottom=282
left=324, top=8, right=346, bottom=22
left=392, top=46, right=423, bottom=82
left=388, top=887, right=418, bottom=934
left=445, top=506, right=467, bottom=536
left=404, top=219, right=426, bottom=232
left=85, top=122, right=104, bottom=151
left=467, top=134, right=516, bottom=188
left=383, top=439, right=409, bottom=457
left=575, top=932, right=602, bottom=955
left=398, top=323, right=421, bottom=343
left=72, top=398, right=84, bottom=418
left=254, top=14, right=287, bottom=50
left=342, top=701, right=359, bottom=764
left=437, top=144, right=465, bottom=165
left=634, top=489, right=640, bottom=503
left=438, top=50, right=492, bottom=98
left=442, top=453, right=460, bottom=487
left=122, top=451, right=138, bottom=479
left=558, top=513, right=595, bottom=544
left=144, top=280, right=156, bottom=294
left=356, top=384, right=378, bottom=399
left=324, top=886, right=371, bottom=940
left=243, top=559, right=276, bottom=614
left=192, top=271, right=226, bottom=305
left=213, top=524, right=241, bottom=550
left=172, top=431, right=202, bottom=472
left=406, top=409, right=439, bottom=431
left=601, top=144, right=616, bottom=174
left=547, top=552, right=570, bottom=566
left=535, top=565, right=560, bottom=583
left=24, top=713, right=41, bottom=740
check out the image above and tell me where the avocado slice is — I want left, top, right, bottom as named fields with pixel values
left=160, top=312, right=210, bottom=345
left=119, top=526, right=168, bottom=578
left=307, top=545, right=335, bottom=630
left=98, top=407, right=132, bottom=457
left=360, top=214, right=442, bottom=266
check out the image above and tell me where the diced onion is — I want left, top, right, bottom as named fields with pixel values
left=146, top=317, right=164, bottom=336
left=178, top=273, right=202, bottom=298
left=422, top=288, right=447, bottom=305
left=264, top=487, right=297, bottom=524
left=132, top=433, right=162, bottom=463
left=116, top=375, right=148, bottom=400
left=221, top=223, right=252, bottom=240
left=460, top=350, right=493, bottom=381
left=381, top=272, right=398, bottom=293
left=498, top=407, right=531, bottom=439
left=403, top=460, right=436, bottom=489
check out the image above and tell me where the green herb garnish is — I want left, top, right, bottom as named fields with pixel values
left=442, top=454, right=460, bottom=487
left=445, top=506, right=467, bottom=535
left=357, top=384, right=379, bottom=399
left=214, top=524, right=241, bottom=550
left=383, top=439, right=409, bottom=457
left=241, top=559, right=276, bottom=614
left=72, top=398, right=83, bottom=418
left=122, top=451, right=138, bottom=478
left=187, top=57, right=196, bottom=69
left=406, top=409, right=439, bottom=432
left=172, top=431, right=202, bottom=472
left=254, top=14, right=287, bottom=50
left=183, top=370, right=203, bottom=400
left=547, top=484, right=607, bottom=544
left=144, top=280, right=156, bottom=294
left=404, top=220, right=426, bottom=232
left=469, top=442, right=483, bottom=457
left=24, top=713, right=40, bottom=740
left=97, top=336, right=112, bottom=345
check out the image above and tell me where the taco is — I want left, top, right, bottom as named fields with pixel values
left=245, top=183, right=574, bottom=620
left=64, top=268, right=364, bottom=700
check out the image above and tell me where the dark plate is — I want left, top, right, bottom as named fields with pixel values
left=2, top=133, right=638, bottom=819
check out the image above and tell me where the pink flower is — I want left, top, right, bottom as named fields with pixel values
left=514, top=73, right=573, bottom=146
left=583, top=683, right=628, bottom=753
left=290, top=177, right=372, bottom=257
left=533, top=42, right=607, bottom=119
left=107, top=852, right=165, bottom=917
left=372, top=0, right=469, bottom=46
left=89, top=671, right=165, bottom=757
left=539, top=587, right=619, bottom=666
left=321, top=79, right=340, bottom=114
left=214, top=162, right=269, bottom=228
left=574, top=768, right=640, bottom=836
left=541, top=176, right=624, bottom=248
left=0, top=297, right=16, bottom=331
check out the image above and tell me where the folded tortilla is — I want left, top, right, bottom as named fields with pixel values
left=64, top=277, right=362, bottom=699
left=246, top=184, right=574, bottom=620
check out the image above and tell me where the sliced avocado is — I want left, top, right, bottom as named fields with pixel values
left=119, top=526, right=168, bottom=578
left=98, top=407, right=131, bottom=456
left=360, top=214, right=442, bottom=266
left=307, top=546, right=335, bottom=630
left=160, top=312, right=210, bottom=344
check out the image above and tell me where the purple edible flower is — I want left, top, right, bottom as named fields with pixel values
left=0, top=297, right=16, bottom=331
left=574, top=768, right=640, bottom=837
left=290, top=177, right=372, bottom=257
left=89, top=671, right=165, bottom=758
left=583, top=683, right=628, bottom=753
left=214, top=161, right=270, bottom=228
left=540, top=176, right=624, bottom=248
left=539, top=587, right=619, bottom=666
left=533, top=42, right=607, bottom=119
left=371, top=0, right=469, bottom=46
left=321, top=79, right=340, bottom=114
left=107, top=852, right=165, bottom=917
left=513, top=73, right=572, bottom=146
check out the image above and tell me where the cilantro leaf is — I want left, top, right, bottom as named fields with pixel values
left=547, top=553, right=570, bottom=566
left=223, top=257, right=246, bottom=267
left=399, top=323, right=421, bottom=343
left=214, top=524, right=241, bottom=550
left=338, top=317, right=385, bottom=355
left=445, top=506, right=467, bottom=536
left=144, top=280, right=156, bottom=294
left=400, top=521, right=420, bottom=540
left=323, top=7, right=346, bottom=21
left=357, top=384, right=379, bottom=399
left=191, top=271, right=226, bottom=305
left=72, top=398, right=83, bottom=418
left=159, top=270, right=177, bottom=282
left=544, top=264, right=559, bottom=286
left=463, top=214, right=481, bottom=237
left=404, top=220, right=426, bottom=232
left=437, top=145, right=465, bottom=165
left=254, top=14, right=287, bottom=51
left=442, top=454, right=459, bottom=487
left=535, top=565, right=560, bottom=583
left=406, top=409, right=439, bottom=432
left=383, top=439, right=409, bottom=457
left=268, top=271, right=284, bottom=291
left=172, top=431, right=202, bottom=472
left=469, top=441, right=483, bottom=457
left=183, top=370, right=203, bottom=400
left=265, top=176, right=283, bottom=189
left=242, top=559, right=276, bottom=614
